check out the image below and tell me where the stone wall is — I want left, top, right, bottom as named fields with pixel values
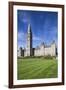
left=17, top=42, right=57, bottom=57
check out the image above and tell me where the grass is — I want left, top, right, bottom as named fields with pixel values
left=17, top=57, right=58, bottom=80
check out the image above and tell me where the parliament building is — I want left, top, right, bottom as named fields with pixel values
left=17, top=24, right=57, bottom=57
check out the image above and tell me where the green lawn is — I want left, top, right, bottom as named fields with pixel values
left=17, top=57, right=58, bottom=80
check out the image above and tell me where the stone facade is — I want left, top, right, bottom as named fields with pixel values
left=17, top=24, right=57, bottom=57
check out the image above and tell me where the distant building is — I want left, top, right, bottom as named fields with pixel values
left=17, top=23, right=57, bottom=57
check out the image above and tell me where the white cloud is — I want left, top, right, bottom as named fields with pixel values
left=17, top=30, right=26, bottom=41
left=17, top=30, right=26, bottom=48
left=22, top=18, right=28, bottom=23
left=33, top=35, right=41, bottom=41
left=19, top=11, right=29, bottom=23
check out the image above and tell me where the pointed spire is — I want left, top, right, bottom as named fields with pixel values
left=28, top=23, right=31, bottom=33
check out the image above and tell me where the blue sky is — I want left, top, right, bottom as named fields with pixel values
left=17, top=10, right=58, bottom=48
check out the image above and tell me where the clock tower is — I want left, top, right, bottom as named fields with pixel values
left=26, top=23, right=32, bottom=56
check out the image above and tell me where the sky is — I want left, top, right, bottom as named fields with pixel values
left=17, top=10, right=58, bottom=48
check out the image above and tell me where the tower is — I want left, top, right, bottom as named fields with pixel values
left=51, top=41, right=56, bottom=56
left=26, top=23, right=32, bottom=56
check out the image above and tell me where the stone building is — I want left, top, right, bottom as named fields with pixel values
left=17, top=23, right=57, bottom=57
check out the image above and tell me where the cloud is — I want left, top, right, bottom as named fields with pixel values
left=18, top=11, right=30, bottom=23
left=18, top=29, right=27, bottom=40
left=17, top=30, right=26, bottom=48
left=33, top=35, right=41, bottom=41
left=32, top=35, right=43, bottom=48
left=22, top=18, right=28, bottom=23
left=18, top=31, right=24, bottom=39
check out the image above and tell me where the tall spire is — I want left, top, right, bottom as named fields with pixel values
left=26, top=23, right=32, bottom=56
left=28, top=23, right=31, bottom=33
